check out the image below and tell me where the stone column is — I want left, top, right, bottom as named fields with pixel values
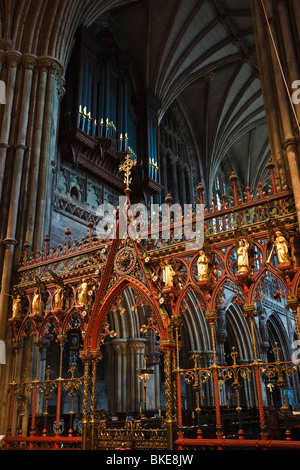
left=277, top=0, right=300, bottom=123
left=127, top=338, right=146, bottom=412
left=0, top=50, right=22, bottom=202
left=0, top=51, right=64, bottom=435
left=128, top=340, right=135, bottom=411
left=111, top=338, right=149, bottom=413
left=291, top=0, right=300, bottom=57
left=111, top=339, right=128, bottom=412
left=136, top=340, right=146, bottom=413
left=43, top=74, right=65, bottom=239
left=0, top=54, right=36, bottom=343
left=251, top=0, right=300, bottom=223
left=33, top=58, right=64, bottom=249
left=24, top=58, right=48, bottom=249
left=250, top=0, right=288, bottom=188
left=145, top=334, right=161, bottom=411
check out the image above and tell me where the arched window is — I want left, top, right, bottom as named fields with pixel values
left=70, top=186, right=79, bottom=200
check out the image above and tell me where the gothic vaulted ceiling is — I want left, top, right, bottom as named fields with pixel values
left=1, top=0, right=270, bottom=190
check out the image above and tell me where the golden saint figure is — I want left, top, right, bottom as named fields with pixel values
left=161, top=259, right=176, bottom=288
left=237, top=238, right=249, bottom=273
left=78, top=278, right=88, bottom=306
left=32, top=288, right=41, bottom=315
left=54, top=284, right=64, bottom=310
left=274, top=231, right=290, bottom=264
left=12, top=294, right=22, bottom=319
left=197, top=250, right=209, bottom=281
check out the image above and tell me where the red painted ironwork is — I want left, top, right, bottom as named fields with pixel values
left=174, top=437, right=300, bottom=450
left=5, top=160, right=300, bottom=449
left=5, top=435, right=82, bottom=450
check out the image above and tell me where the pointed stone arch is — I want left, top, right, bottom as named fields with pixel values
left=225, top=301, right=254, bottom=361
left=84, top=274, right=165, bottom=351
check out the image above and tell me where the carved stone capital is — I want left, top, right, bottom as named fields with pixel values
left=0, top=38, right=13, bottom=51
left=37, top=55, right=64, bottom=76
left=5, top=50, right=22, bottom=69
left=22, top=53, right=37, bottom=70
left=282, top=137, right=299, bottom=150
left=111, top=338, right=128, bottom=354
left=3, top=237, right=17, bottom=246
left=55, top=75, right=66, bottom=100
left=127, top=337, right=146, bottom=353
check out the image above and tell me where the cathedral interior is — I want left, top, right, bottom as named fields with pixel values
left=1, top=0, right=300, bottom=451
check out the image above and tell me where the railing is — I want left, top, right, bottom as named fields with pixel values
left=174, top=344, right=300, bottom=449
left=143, top=162, right=296, bottom=250
left=97, top=419, right=167, bottom=450
left=4, top=435, right=82, bottom=450
left=175, top=437, right=300, bottom=450
left=5, top=362, right=84, bottom=450
left=6, top=158, right=300, bottom=451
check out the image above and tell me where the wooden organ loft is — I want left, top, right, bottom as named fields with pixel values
left=58, top=28, right=163, bottom=207
left=4, top=159, right=300, bottom=450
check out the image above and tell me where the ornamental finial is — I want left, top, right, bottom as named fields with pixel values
left=119, top=153, right=137, bottom=190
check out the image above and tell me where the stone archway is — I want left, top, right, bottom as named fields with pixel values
left=86, top=283, right=163, bottom=414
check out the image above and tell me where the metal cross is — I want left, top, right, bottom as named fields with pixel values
left=119, top=153, right=137, bottom=189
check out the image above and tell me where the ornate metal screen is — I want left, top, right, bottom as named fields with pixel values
left=5, top=159, right=300, bottom=450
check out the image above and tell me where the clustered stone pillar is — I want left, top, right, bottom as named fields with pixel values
left=0, top=44, right=65, bottom=433
left=251, top=0, right=300, bottom=224
left=108, top=337, right=154, bottom=414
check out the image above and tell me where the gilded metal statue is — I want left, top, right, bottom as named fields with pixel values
left=12, top=294, right=22, bottom=319
left=54, top=284, right=64, bottom=310
left=161, top=259, right=176, bottom=288
left=237, top=238, right=250, bottom=273
left=78, top=278, right=88, bottom=306
left=32, top=288, right=41, bottom=315
left=197, top=250, right=209, bottom=281
left=274, top=231, right=290, bottom=264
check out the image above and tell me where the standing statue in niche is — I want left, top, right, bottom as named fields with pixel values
left=12, top=294, right=22, bottom=319
left=54, top=284, right=64, bottom=310
left=161, top=259, right=176, bottom=288
left=32, top=288, right=41, bottom=315
left=78, top=278, right=88, bottom=306
left=274, top=231, right=290, bottom=264
left=237, top=238, right=250, bottom=273
left=197, top=250, right=209, bottom=281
